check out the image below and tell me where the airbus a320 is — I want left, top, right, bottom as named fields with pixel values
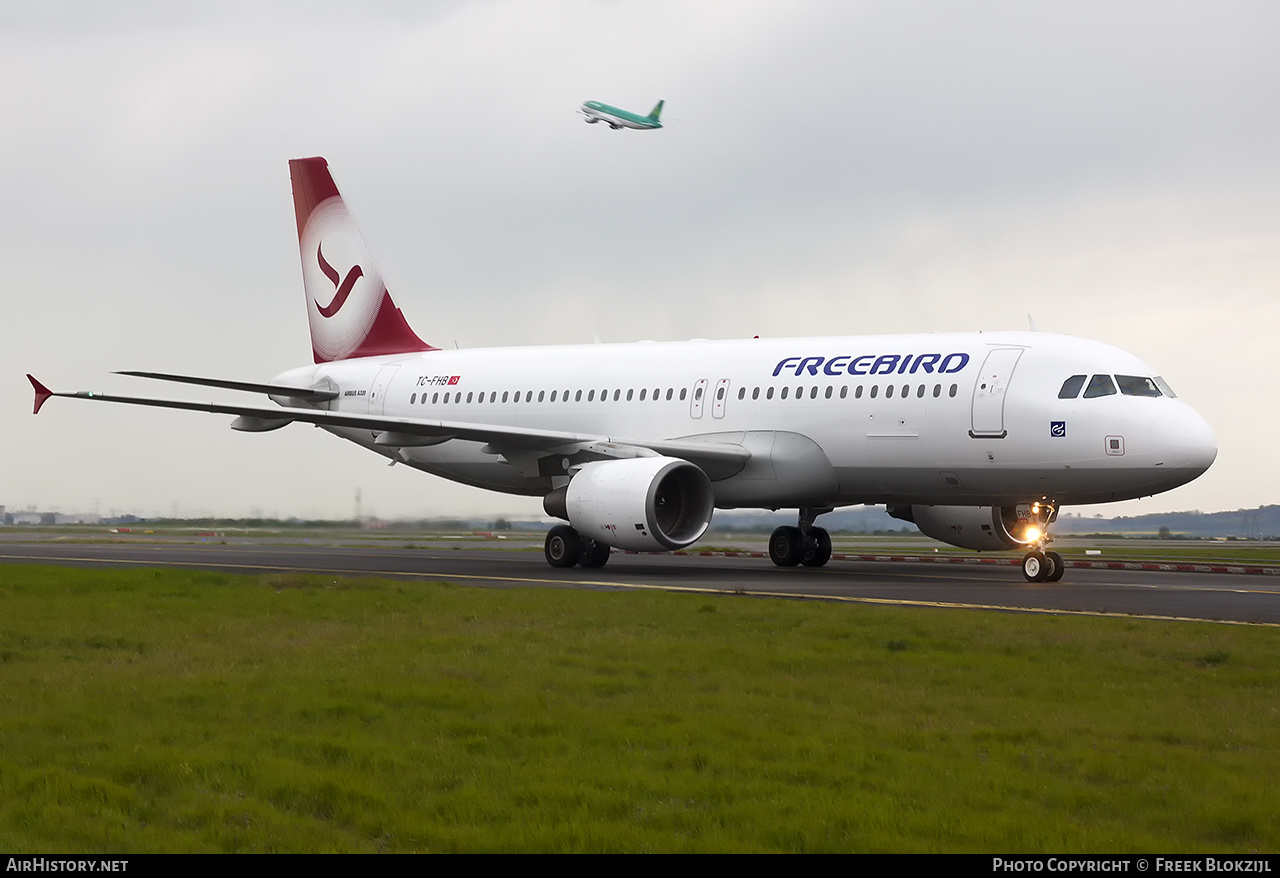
left=28, top=158, right=1217, bottom=581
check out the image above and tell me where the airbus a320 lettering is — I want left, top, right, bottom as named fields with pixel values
left=28, top=158, right=1217, bottom=581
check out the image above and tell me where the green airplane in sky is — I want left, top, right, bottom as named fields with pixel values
left=580, top=99, right=664, bottom=130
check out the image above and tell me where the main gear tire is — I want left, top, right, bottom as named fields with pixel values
left=769, top=526, right=803, bottom=567
left=545, top=525, right=583, bottom=568
left=578, top=539, right=611, bottom=569
left=801, top=527, right=833, bottom=567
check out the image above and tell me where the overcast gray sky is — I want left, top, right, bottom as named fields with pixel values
left=4, top=1, right=1277, bottom=521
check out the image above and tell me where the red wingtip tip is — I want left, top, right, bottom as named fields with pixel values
left=27, top=374, right=53, bottom=415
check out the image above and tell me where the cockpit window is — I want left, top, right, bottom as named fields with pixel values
left=1153, top=376, right=1177, bottom=398
left=1115, top=375, right=1162, bottom=397
left=1058, top=375, right=1086, bottom=399
left=1083, top=374, right=1117, bottom=398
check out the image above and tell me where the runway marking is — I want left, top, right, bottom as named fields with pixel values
left=5, top=552, right=1279, bottom=628
left=860, top=564, right=1280, bottom=596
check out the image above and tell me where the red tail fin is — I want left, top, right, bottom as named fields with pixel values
left=289, top=158, right=435, bottom=363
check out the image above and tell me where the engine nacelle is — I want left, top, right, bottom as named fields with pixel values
left=888, top=505, right=1042, bottom=552
left=545, top=457, right=714, bottom=552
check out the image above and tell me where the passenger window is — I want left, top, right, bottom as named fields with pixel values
left=1115, top=375, right=1161, bottom=397
left=550, top=391, right=557, bottom=402
left=613, top=389, right=620, bottom=401
left=410, top=393, right=417, bottom=404
left=1058, top=375, right=1086, bottom=399
left=716, top=387, right=724, bottom=400
left=917, top=385, right=925, bottom=398
left=781, top=387, right=789, bottom=399
left=588, top=390, right=595, bottom=402
left=641, top=389, right=649, bottom=401
left=839, top=386, right=848, bottom=399
left=1083, top=374, right=1117, bottom=398
left=825, top=386, right=833, bottom=399
left=752, top=387, right=760, bottom=400
left=538, top=390, right=545, bottom=402
left=949, top=384, right=957, bottom=398
left=886, top=385, right=894, bottom=398
left=855, top=386, right=863, bottom=399
left=933, top=384, right=940, bottom=398
left=679, top=388, right=687, bottom=401
left=575, top=390, right=582, bottom=402
left=810, top=386, right=818, bottom=399
left=467, top=392, right=474, bottom=403
left=870, top=385, right=878, bottom=398
left=766, top=387, right=774, bottom=400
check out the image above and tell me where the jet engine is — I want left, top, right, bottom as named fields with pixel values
left=887, top=505, right=1044, bottom=552
left=544, top=457, right=714, bottom=552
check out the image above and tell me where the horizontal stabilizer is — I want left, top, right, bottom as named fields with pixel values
left=114, top=371, right=338, bottom=401
left=27, top=374, right=53, bottom=415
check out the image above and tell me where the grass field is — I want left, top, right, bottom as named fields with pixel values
left=1, top=564, right=1278, bottom=852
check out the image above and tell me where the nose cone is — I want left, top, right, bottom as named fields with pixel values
left=1152, top=405, right=1218, bottom=479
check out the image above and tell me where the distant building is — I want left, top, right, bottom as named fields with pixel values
left=55, top=512, right=101, bottom=525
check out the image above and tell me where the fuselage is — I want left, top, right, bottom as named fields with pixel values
left=272, top=330, right=1217, bottom=511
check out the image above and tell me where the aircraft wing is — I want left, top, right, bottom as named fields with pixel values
left=26, top=374, right=751, bottom=474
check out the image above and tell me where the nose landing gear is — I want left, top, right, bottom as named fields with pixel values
left=1019, top=501, right=1064, bottom=582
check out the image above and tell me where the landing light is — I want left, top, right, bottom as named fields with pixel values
left=1025, top=526, right=1042, bottom=543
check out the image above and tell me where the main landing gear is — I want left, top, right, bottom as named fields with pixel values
left=544, top=524, right=611, bottom=569
left=769, top=507, right=834, bottom=568
left=1019, top=501, right=1064, bottom=583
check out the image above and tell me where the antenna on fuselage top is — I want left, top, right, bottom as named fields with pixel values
left=1027, top=314, right=1038, bottom=332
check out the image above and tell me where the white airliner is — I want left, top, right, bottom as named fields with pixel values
left=28, top=158, right=1217, bottom=582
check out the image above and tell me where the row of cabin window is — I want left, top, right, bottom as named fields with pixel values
left=413, top=387, right=694, bottom=405
left=1058, top=374, right=1174, bottom=400
left=409, top=382, right=961, bottom=406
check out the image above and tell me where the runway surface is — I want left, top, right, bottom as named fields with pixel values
left=3, top=538, right=1280, bottom=626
